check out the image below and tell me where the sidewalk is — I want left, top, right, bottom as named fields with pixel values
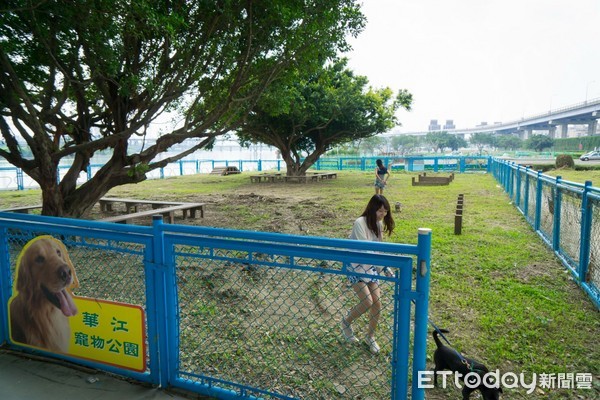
left=0, top=349, right=202, bottom=400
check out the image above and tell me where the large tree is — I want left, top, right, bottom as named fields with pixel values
left=424, top=131, right=453, bottom=153
left=0, top=0, right=364, bottom=217
left=235, top=58, right=412, bottom=176
left=526, top=134, right=554, bottom=152
left=390, top=134, right=420, bottom=155
left=496, top=134, right=523, bottom=151
left=469, top=132, right=496, bottom=155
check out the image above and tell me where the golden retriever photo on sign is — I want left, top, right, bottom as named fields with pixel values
left=8, top=235, right=79, bottom=353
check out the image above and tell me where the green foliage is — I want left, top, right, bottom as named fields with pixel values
left=424, top=131, right=465, bottom=152
left=469, top=132, right=496, bottom=154
left=552, top=135, right=600, bottom=151
left=525, top=134, right=554, bottom=152
left=359, top=136, right=386, bottom=155
left=390, top=135, right=421, bottom=154
left=0, top=0, right=365, bottom=216
left=235, top=58, right=412, bottom=175
left=127, top=163, right=150, bottom=178
left=495, top=134, right=523, bottom=150
left=555, top=154, right=575, bottom=169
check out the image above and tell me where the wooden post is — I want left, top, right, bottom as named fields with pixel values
left=454, top=194, right=464, bottom=235
left=454, top=214, right=462, bottom=235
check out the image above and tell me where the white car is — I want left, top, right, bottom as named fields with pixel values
left=579, top=150, right=600, bottom=161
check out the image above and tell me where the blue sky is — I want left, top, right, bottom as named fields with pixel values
left=346, top=0, right=600, bottom=132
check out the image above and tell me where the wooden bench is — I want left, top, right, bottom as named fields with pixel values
left=411, top=172, right=454, bottom=186
left=99, top=197, right=204, bottom=216
left=0, top=205, right=43, bottom=213
left=310, top=172, right=337, bottom=180
left=210, top=166, right=241, bottom=175
left=100, top=203, right=206, bottom=224
left=249, top=172, right=335, bottom=183
left=283, top=175, right=307, bottom=183
left=249, top=173, right=282, bottom=183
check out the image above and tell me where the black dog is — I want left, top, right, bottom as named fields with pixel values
left=433, top=329, right=502, bottom=400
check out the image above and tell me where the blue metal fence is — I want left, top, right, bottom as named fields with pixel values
left=491, top=159, right=600, bottom=309
left=0, top=155, right=490, bottom=191
left=0, top=212, right=432, bottom=399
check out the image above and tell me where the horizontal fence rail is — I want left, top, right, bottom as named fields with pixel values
left=0, top=156, right=490, bottom=191
left=491, top=158, right=600, bottom=309
left=0, top=212, right=432, bottom=400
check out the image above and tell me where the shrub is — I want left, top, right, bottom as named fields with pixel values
left=555, top=154, right=575, bottom=169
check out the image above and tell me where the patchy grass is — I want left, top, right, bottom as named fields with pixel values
left=1, top=170, right=599, bottom=398
left=543, top=168, right=600, bottom=186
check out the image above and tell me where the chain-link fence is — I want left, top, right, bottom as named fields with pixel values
left=491, top=159, right=600, bottom=309
left=0, top=213, right=432, bottom=400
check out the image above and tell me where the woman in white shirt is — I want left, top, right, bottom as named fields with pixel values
left=341, top=194, right=395, bottom=354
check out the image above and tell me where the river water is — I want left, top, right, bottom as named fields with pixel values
left=0, top=142, right=280, bottom=191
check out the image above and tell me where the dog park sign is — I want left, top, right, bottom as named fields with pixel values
left=68, top=297, right=146, bottom=372
left=7, top=236, right=147, bottom=372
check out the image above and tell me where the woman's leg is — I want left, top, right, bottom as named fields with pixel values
left=365, top=282, right=382, bottom=338
left=345, top=281, right=374, bottom=324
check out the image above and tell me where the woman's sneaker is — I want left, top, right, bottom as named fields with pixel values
left=341, top=315, right=358, bottom=343
left=364, top=335, right=380, bottom=354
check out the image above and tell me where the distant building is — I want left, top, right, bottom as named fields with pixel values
left=443, top=120, right=455, bottom=130
left=428, top=119, right=441, bottom=131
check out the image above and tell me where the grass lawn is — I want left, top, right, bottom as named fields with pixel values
left=0, top=169, right=598, bottom=399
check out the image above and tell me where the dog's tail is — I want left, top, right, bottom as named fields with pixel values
left=432, top=328, right=450, bottom=348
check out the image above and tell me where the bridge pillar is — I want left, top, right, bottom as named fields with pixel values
left=588, top=120, right=598, bottom=136
left=560, top=124, right=569, bottom=138
left=548, top=125, right=556, bottom=139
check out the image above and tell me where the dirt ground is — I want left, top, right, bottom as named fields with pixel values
left=93, top=183, right=349, bottom=238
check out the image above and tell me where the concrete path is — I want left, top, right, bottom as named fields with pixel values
left=0, top=349, right=205, bottom=400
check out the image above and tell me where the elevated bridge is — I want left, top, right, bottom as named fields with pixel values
left=397, top=97, right=600, bottom=139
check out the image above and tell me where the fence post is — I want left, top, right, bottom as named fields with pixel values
left=179, top=160, right=184, bottom=176
left=523, top=167, right=530, bottom=220
left=0, top=226, right=10, bottom=344
left=150, top=216, right=170, bottom=387
left=552, top=176, right=562, bottom=252
left=411, top=228, right=432, bottom=400
left=16, top=168, right=24, bottom=190
left=578, top=181, right=593, bottom=282
left=515, top=165, right=522, bottom=208
left=506, top=162, right=512, bottom=200
left=534, top=171, right=543, bottom=231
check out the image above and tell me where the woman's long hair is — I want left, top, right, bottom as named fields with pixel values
left=361, top=194, right=395, bottom=238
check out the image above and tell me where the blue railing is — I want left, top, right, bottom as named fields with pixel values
left=0, top=155, right=491, bottom=191
left=0, top=212, right=432, bottom=400
left=491, top=158, right=600, bottom=309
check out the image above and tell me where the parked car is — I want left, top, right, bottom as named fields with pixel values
left=579, top=150, right=600, bottom=161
